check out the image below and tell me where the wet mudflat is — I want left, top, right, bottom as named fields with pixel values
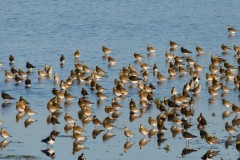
left=0, top=1, right=240, bottom=160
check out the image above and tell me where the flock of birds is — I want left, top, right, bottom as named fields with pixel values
left=0, top=25, right=239, bottom=159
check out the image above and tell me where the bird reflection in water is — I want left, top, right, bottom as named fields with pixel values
left=41, top=148, right=55, bottom=159
left=124, top=141, right=134, bottom=153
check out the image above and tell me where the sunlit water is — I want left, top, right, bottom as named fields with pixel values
left=0, top=1, right=239, bottom=159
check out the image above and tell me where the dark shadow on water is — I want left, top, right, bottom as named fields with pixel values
left=1, top=102, right=14, bottom=108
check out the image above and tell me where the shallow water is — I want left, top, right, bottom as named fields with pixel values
left=0, top=1, right=240, bottom=159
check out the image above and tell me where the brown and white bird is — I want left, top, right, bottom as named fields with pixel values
left=24, top=106, right=37, bottom=117
left=221, top=44, right=231, bottom=53
left=170, top=41, right=179, bottom=49
left=225, top=122, right=237, bottom=135
left=147, top=45, right=156, bottom=53
left=107, top=56, right=117, bottom=65
left=228, top=25, right=238, bottom=34
left=64, top=113, right=76, bottom=124
left=0, top=128, right=12, bottom=139
left=64, top=91, right=75, bottom=101
left=124, top=127, right=135, bottom=140
left=5, top=70, right=15, bottom=79
left=92, top=115, right=102, bottom=128
left=139, top=124, right=149, bottom=137
left=74, top=50, right=81, bottom=58
left=196, top=45, right=206, bottom=55
left=134, top=52, right=144, bottom=61
left=102, top=46, right=112, bottom=54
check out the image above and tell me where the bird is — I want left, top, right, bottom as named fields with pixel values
left=41, top=134, right=56, bottom=147
left=221, top=44, right=231, bottom=53
left=74, top=50, right=81, bottom=58
left=81, top=88, right=89, bottom=97
left=182, top=129, right=197, bottom=147
left=196, top=45, right=206, bottom=55
left=208, top=86, right=218, bottom=97
left=189, top=84, right=202, bottom=94
left=60, top=54, right=66, bottom=63
left=129, top=76, right=142, bottom=84
left=205, top=133, right=220, bottom=145
left=15, top=74, right=23, bottom=83
left=156, top=72, right=167, bottom=81
left=107, top=56, right=117, bottom=65
left=38, top=69, right=47, bottom=77
left=78, top=153, right=86, bottom=160
left=201, top=150, right=220, bottom=160
left=9, top=54, right=15, bottom=64
left=11, top=67, right=18, bottom=74
left=148, top=117, right=157, bottom=128
left=170, top=41, right=179, bottom=48
left=181, top=47, right=192, bottom=56
left=5, top=70, right=15, bottom=79
left=25, top=77, right=31, bottom=88
left=16, top=101, right=26, bottom=113
left=1, top=91, right=15, bottom=101
left=103, top=119, right=116, bottom=131
left=64, top=113, right=76, bottom=124
left=124, top=127, right=135, bottom=140
left=0, top=128, right=12, bottom=139
left=225, top=122, right=237, bottom=135
left=26, top=62, right=36, bottom=72
left=73, top=123, right=86, bottom=133
left=139, top=124, right=149, bottom=138
left=147, top=45, right=156, bottom=53
left=18, top=69, right=28, bottom=78
left=50, top=114, right=61, bottom=129
left=64, top=91, right=75, bottom=101
left=60, top=80, right=71, bottom=90
left=24, top=106, right=37, bottom=117
left=92, top=115, right=102, bottom=128
left=102, top=46, right=112, bottom=54
left=228, top=25, right=238, bottom=34
left=134, top=52, right=144, bottom=61
left=54, top=72, right=60, bottom=83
